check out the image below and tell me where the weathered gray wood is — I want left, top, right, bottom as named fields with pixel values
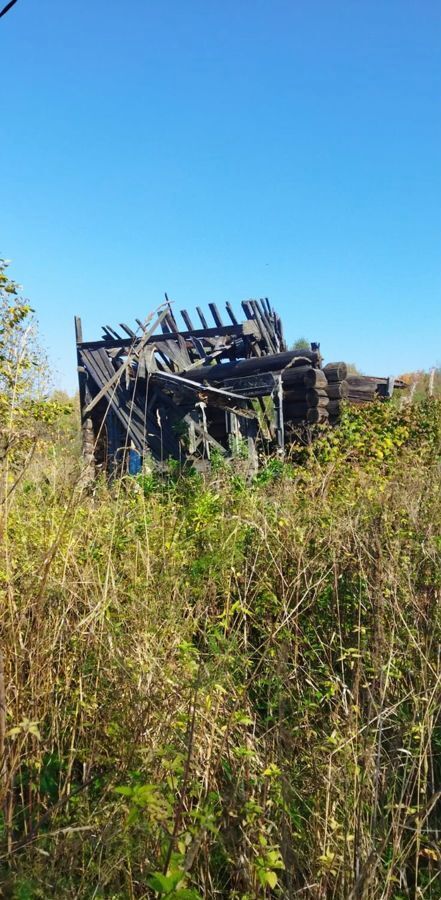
left=324, top=381, right=349, bottom=400
left=77, top=320, right=260, bottom=352
left=303, top=368, right=328, bottom=388
left=82, top=416, right=96, bottom=473
left=164, top=296, right=179, bottom=330
left=82, top=307, right=170, bottom=417
left=273, top=374, right=285, bottom=452
left=284, top=398, right=328, bottom=417
left=208, top=303, right=224, bottom=327
left=225, top=302, right=238, bottom=324
left=180, top=350, right=320, bottom=384
left=74, top=315, right=83, bottom=344
left=81, top=347, right=179, bottom=458
left=283, top=389, right=308, bottom=406
left=241, top=300, right=254, bottom=320
left=196, top=306, right=209, bottom=329
left=249, top=299, right=277, bottom=354
left=150, top=371, right=255, bottom=413
left=323, top=362, right=348, bottom=382
left=307, top=407, right=329, bottom=424
left=180, top=309, right=194, bottom=331
left=327, top=400, right=344, bottom=416
left=305, top=390, right=330, bottom=409
left=221, top=372, right=278, bottom=397
left=105, top=325, right=122, bottom=340
left=119, top=323, right=137, bottom=339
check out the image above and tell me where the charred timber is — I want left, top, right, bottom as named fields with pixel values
left=284, top=398, right=329, bottom=418
left=327, top=400, right=344, bottom=416
left=323, top=362, right=348, bottom=383
left=180, top=350, right=321, bottom=384
left=282, top=366, right=328, bottom=388
left=305, top=389, right=330, bottom=408
left=307, top=408, right=329, bottom=424
left=324, top=381, right=349, bottom=400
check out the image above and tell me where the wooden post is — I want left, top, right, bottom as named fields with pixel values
left=386, top=376, right=395, bottom=399
left=75, top=316, right=95, bottom=478
left=273, top=375, right=285, bottom=455
left=428, top=368, right=435, bottom=397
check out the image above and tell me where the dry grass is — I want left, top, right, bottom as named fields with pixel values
left=0, top=401, right=440, bottom=899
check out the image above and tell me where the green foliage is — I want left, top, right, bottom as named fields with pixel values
left=0, top=259, right=73, bottom=487
left=1, top=283, right=441, bottom=897
left=290, top=336, right=310, bottom=350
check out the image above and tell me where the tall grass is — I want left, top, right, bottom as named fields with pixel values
left=1, top=400, right=440, bottom=899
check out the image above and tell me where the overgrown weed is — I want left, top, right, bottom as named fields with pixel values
left=0, top=393, right=440, bottom=898
left=1, top=268, right=441, bottom=898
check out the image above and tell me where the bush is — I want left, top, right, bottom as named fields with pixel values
left=1, top=393, right=440, bottom=897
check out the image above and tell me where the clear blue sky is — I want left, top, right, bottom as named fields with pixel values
left=1, top=0, right=440, bottom=390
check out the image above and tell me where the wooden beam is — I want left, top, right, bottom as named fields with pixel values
left=180, top=309, right=194, bottom=331
left=119, top=323, right=137, bottom=339
left=150, top=371, right=255, bottom=413
left=180, top=350, right=320, bottom=384
left=76, top=320, right=259, bottom=351
left=225, top=302, right=238, bottom=325
left=195, top=307, right=208, bottom=329
left=208, top=302, right=224, bottom=327
left=81, top=307, right=169, bottom=416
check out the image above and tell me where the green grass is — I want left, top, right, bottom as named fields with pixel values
left=1, top=399, right=441, bottom=899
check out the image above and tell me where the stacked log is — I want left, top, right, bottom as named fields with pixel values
left=180, top=349, right=321, bottom=384
left=283, top=365, right=329, bottom=429
left=346, top=376, right=380, bottom=403
left=323, top=363, right=348, bottom=423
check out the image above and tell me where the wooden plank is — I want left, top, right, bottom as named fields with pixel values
left=165, top=295, right=179, bottom=330
left=180, top=309, right=194, bottom=331
left=81, top=348, right=179, bottom=458
left=76, top=321, right=258, bottom=351
left=102, top=326, right=116, bottom=340
left=220, top=372, right=277, bottom=397
left=196, top=306, right=209, bottom=329
left=208, top=302, right=224, bottom=327
left=180, top=349, right=320, bottom=384
left=74, top=316, right=83, bottom=344
left=225, top=302, right=238, bottom=324
left=105, top=325, right=122, bottom=339
left=249, top=299, right=277, bottom=354
left=150, top=371, right=255, bottom=413
left=273, top=374, right=285, bottom=452
left=119, top=323, right=137, bottom=338
left=257, top=298, right=281, bottom=353
left=81, top=307, right=170, bottom=416
left=159, top=338, right=191, bottom=371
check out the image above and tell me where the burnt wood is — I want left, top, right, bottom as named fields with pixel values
left=307, top=408, right=329, bottom=424
left=323, top=362, right=348, bottom=382
left=324, top=381, right=349, bottom=400
left=180, top=350, right=320, bottom=384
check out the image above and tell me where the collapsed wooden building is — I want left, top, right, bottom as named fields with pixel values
left=75, top=299, right=404, bottom=473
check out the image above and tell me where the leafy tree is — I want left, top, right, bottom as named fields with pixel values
left=291, top=336, right=310, bottom=350
left=0, top=258, right=71, bottom=488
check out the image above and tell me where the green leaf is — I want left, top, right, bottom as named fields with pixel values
left=147, top=872, right=177, bottom=893
left=114, top=786, right=133, bottom=797
left=173, top=891, right=204, bottom=900
left=264, top=870, right=278, bottom=889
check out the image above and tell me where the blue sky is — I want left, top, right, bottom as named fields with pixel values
left=1, top=0, right=440, bottom=390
